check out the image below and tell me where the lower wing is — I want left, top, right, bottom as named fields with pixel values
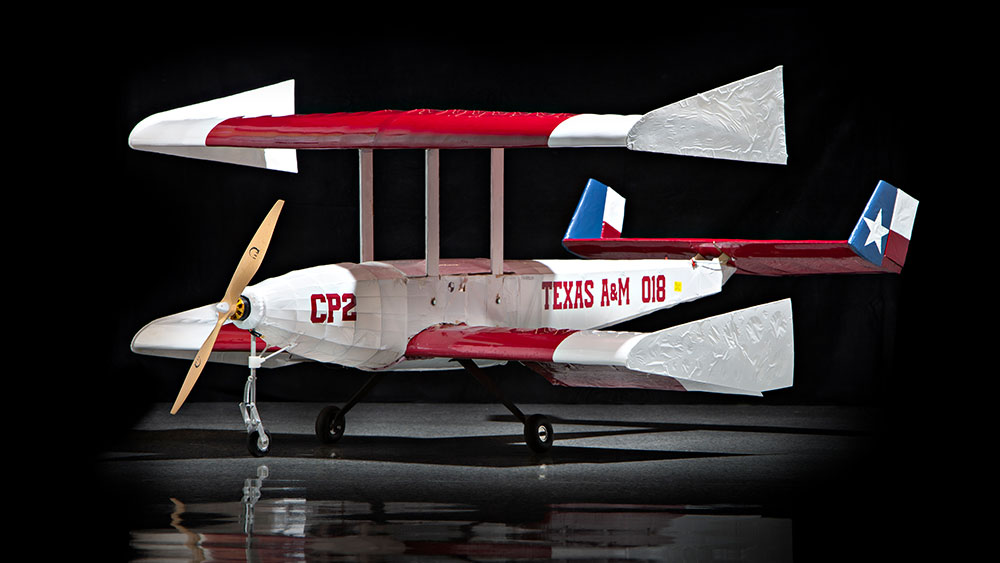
left=405, top=299, right=794, bottom=397
left=130, top=303, right=303, bottom=367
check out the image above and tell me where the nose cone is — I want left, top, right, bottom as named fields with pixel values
left=226, top=263, right=409, bottom=369
left=232, top=289, right=265, bottom=332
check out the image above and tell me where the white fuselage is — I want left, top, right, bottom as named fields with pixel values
left=234, top=258, right=731, bottom=371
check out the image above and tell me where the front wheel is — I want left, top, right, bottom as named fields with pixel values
left=315, top=405, right=346, bottom=444
left=524, top=414, right=554, bottom=453
left=247, top=430, right=271, bottom=457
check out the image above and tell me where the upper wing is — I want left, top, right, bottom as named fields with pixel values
left=562, top=179, right=918, bottom=276
left=128, top=67, right=786, bottom=171
left=405, top=299, right=794, bottom=397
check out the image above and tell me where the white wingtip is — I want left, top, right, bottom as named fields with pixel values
left=627, top=66, right=787, bottom=165
left=129, top=79, right=298, bottom=173
left=626, top=298, right=795, bottom=393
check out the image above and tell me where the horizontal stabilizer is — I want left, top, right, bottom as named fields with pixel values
left=406, top=299, right=794, bottom=395
left=563, top=179, right=917, bottom=275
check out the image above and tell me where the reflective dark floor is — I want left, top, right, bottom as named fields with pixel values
left=93, top=402, right=901, bottom=561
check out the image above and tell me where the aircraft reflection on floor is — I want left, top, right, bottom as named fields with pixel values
left=130, top=465, right=792, bottom=561
left=121, top=427, right=745, bottom=467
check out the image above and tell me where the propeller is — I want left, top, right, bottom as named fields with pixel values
left=170, top=199, right=285, bottom=414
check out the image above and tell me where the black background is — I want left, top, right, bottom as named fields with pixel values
left=21, top=11, right=953, bottom=449
left=22, top=9, right=974, bottom=560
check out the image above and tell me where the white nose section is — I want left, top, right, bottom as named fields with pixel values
left=232, top=290, right=265, bottom=331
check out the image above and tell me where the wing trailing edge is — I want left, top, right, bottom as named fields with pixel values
left=405, top=299, right=794, bottom=396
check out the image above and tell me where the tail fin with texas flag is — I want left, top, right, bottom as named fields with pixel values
left=563, top=178, right=626, bottom=240
left=847, top=180, right=919, bottom=271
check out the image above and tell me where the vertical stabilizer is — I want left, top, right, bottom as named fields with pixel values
left=848, top=180, right=919, bottom=269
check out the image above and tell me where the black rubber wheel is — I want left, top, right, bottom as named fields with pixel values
left=315, top=405, right=346, bottom=444
left=524, top=414, right=554, bottom=453
left=247, top=430, right=271, bottom=457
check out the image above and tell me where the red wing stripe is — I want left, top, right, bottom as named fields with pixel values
left=562, top=238, right=901, bottom=275
left=405, top=325, right=578, bottom=362
left=206, top=110, right=577, bottom=149
left=213, top=324, right=271, bottom=352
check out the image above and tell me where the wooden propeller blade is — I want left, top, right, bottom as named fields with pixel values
left=170, top=200, right=285, bottom=415
left=223, top=200, right=284, bottom=305
left=170, top=312, right=227, bottom=414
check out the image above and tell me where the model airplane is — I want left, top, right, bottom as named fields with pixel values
left=127, top=67, right=916, bottom=457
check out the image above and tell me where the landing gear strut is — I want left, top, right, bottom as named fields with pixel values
left=315, top=372, right=384, bottom=444
left=239, top=332, right=294, bottom=457
left=240, top=368, right=270, bottom=457
left=240, top=333, right=270, bottom=457
left=458, top=359, right=555, bottom=453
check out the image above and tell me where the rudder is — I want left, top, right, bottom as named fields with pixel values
left=563, top=179, right=626, bottom=241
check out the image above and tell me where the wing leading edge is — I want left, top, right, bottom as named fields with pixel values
left=562, top=179, right=918, bottom=276
left=405, top=299, right=794, bottom=397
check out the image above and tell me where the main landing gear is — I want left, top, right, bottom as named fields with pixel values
left=314, top=372, right=384, bottom=444
left=239, top=338, right=554, bottom=457
left=313, top=360, right=556, bottom=454
left=457, top=359, right=555, bottom=453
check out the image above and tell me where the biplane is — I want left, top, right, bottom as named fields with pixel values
left=127, top=67, right=916, bottom=456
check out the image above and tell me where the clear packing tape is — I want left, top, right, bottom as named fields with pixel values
left=626, top=298, right=794, bottom=395
left=627, top=66, right=787, bottom=164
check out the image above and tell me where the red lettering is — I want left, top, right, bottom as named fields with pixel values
left=310, top=294, right=327, bottom=323
left=619, top=277, right=630, bottom=305
left=311, top=292, right=356, bottom=323
left=326, top=292, right=341, bottom=320
left=543, top=278, right=617, bottom=310
left=542, top=281, right=553, bottom=310
left=342, top=293, right=356, bottom=321
left=562, top=281, right=573, bottom=309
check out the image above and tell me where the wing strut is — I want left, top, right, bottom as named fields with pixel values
left=490, top=148, right=504, bottom=276
left=360, top=147, right=504, bottom=276
left=359, top=149, right=374, bottom=262
left=426, top=148, right=440, bottom=276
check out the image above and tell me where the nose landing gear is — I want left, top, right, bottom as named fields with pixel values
left=238, top=332, right=293, bottom=457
